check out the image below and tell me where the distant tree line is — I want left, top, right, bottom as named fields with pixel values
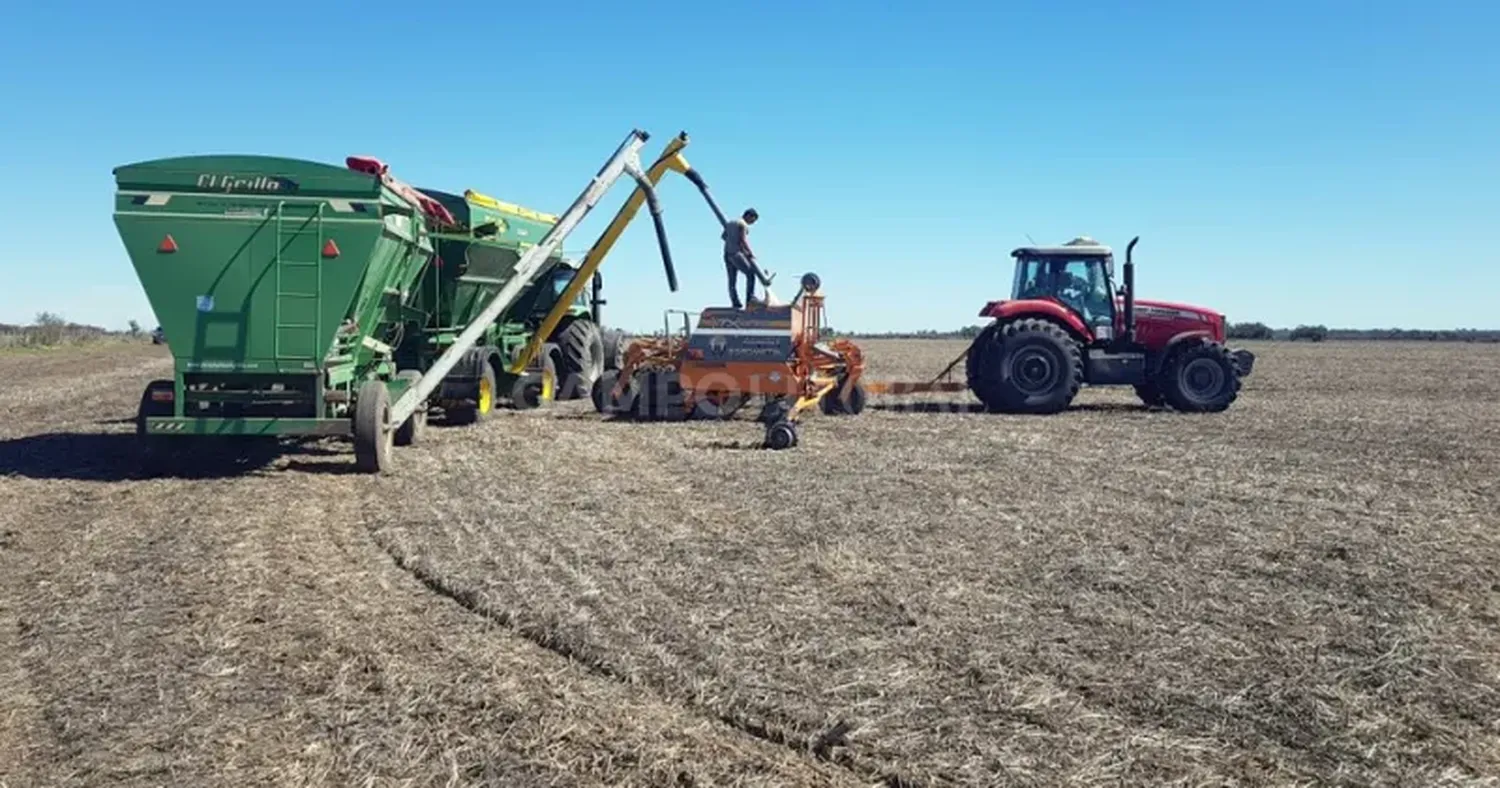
left=0, top=312, right=147, bottom=350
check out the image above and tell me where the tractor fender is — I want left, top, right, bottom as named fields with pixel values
left=1152, top=330, right=1215, bottom=374
left=981, top=299, right=1092, bottom=343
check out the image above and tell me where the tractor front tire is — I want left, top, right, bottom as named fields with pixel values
left=553, top=317, right=604, bottom=400
left=1159, top=341, right=1240, bottom=412
left=353, top=380, right=394, bottom=473
left=968, top=318, right=1082, bottom=414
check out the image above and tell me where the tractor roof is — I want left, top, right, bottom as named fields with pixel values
left=1010, top=236, right=1113, bottom=258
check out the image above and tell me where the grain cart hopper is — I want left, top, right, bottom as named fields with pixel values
left=593, top=273, right=868, bottom=449
left=116, top=153, right=441, bottom=469
left=120, top=129, right=681, bottom=473
left=867, top=236, right=1255, bottom=412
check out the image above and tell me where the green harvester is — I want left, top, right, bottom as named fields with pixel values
left=114, top=129, right=677, bottom=473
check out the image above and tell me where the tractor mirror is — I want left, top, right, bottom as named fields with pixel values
left=1105, top=258, right=1115, bottom=278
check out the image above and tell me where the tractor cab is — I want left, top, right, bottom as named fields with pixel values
left=1009, top=237, right=1119, bottom=342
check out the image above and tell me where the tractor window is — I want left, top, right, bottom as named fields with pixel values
left=1012, top=257, right=1114, bottom=330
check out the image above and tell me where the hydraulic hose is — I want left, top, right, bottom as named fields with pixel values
left=627, top=164, right=678, bottom=292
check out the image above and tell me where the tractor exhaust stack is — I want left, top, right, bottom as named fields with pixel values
left=1123, top=235, right=1139, bottom=344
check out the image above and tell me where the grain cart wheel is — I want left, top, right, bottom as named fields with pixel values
left=514, top=346, right=559, bottom=410
left=448, top=360, right=496, bottom=425
left=765, top=420, right=799, bottom=450
left=553, top=317, right=604, bottom=400
left=393, top=370, right=427, bottom=446
left=353, top=380, right=394, bottom=473
left=968, top=318, right=1082, bottom=414
left=1159, top=341, right=1240, bottom=412
left=136, top=379, right=176, bottom=474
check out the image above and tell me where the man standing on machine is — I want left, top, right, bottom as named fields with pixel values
left=722, top=208, right=759, bottom=309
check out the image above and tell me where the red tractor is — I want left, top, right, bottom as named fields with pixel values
left=961, top=236, right=1254, bottom=413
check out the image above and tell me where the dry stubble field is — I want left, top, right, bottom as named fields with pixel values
left=1, top=339, right=1498, bottom=787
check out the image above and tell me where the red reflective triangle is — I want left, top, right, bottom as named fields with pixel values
left=321, top=238, right=340, bottom=258
left=158, top=234, right=178, bottom=253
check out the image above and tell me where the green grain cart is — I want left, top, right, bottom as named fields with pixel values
left=114, top=129, right=674, bottom=472
left=402, top=186, right=625, bottom=424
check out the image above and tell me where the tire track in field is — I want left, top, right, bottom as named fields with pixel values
left=367, top=408, right=925, bottom=788
left=1, top=349, right=854, bottom=786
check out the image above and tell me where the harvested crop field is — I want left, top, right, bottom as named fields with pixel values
left=2, top=339, right=1499, bottom=786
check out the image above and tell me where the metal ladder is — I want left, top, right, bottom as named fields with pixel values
left=273, top=202, right=325, bottom=360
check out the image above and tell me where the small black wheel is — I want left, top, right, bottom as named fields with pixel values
left=353, top=379, right=394, bottom=473
left=393, top=370, right=427, bottom=446
left=765, top=421, right=798, bottom=450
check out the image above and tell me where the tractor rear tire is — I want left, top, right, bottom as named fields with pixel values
left=353, top=380, right=394, bottom=474
left=393, top=369, right=427, bottom=446
left=967, top=318, right=1082, bottom=414
left=601, top=328, right=627, bottom=372
left=1159, top=341, right=1239, bottom=412
left=553, top=317, right=604, bottom=400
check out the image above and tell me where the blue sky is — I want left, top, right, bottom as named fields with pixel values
left=2, top=1, right=1495, bottom=332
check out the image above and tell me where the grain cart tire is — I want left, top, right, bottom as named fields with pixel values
left=136, top=380, right=176, bottom=474
left=968, top=318, right=1082, bottom=414
left=1159, top=341, right=1239, bottom=412
left=514, top=346, right=559, bottom=410
left=448, top=359, right=497, bottom=426
left=553, top=317, right=604, bottom=400
left=353, top=380, right=394, bottom=473
left=601, top=328, right=627, bottom=372
left=393, top=370, right=427, bottom=446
